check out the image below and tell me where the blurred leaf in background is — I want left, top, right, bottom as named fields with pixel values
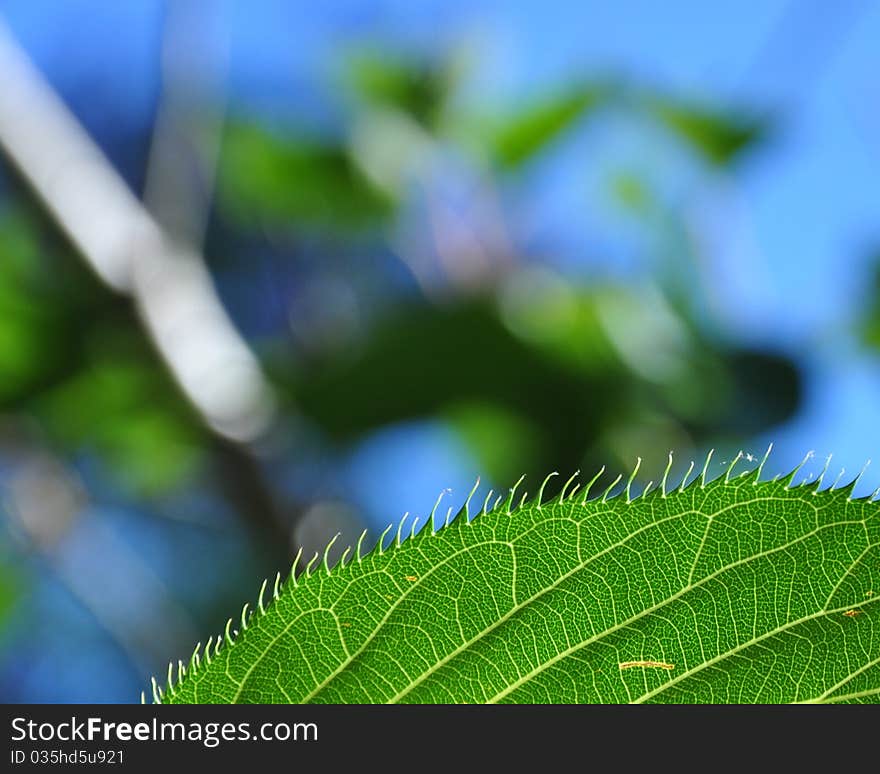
left=477, top=83, right=610, bottom=169
left=644, top=95, right=771, bottom=167
left=860, top=251, right=880, bottom=352
left=0, top=207, right=206, bottom=496
left=219, top=123, right=393, bottom=233
left=345, top=48, right=456, bottom=131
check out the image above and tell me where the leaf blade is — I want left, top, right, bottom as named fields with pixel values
left=159, top=461, right=880, bottom=704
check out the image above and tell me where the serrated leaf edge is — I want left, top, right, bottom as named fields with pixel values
left=145, top=445, right=878, bottom=704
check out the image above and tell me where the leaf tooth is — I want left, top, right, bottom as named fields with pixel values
left=661, top=451, right=674, bottom=497
left=558, top=470, right=579, bottom=505
left=642, top=480, right=654, bottom=499
left=462, top=477, right=481, bottom=521
left=831, top=466, right=847, bottom=491
left=339, top=545, right=352, bottom=566
left=140, top=691, right=146, bottom=705
left=492, top=493, right=503, bottom=512
left=786, top=449, right=815, bottom=489
left=225, top=617, right=234, bottom=646
left=443, top=506, right=453, bottom=531
left=166, top=662, right=175, bottom=696
left=240, top=602, right=250, bottom=631
left=214, top=636, right=222, bottom=656
left=537, top=472, right=558, bottom=509
left=178, top=660, right=186, bottom=684
left=290, top=547, right=303, bottom=585
left=700, top=449, right=715, bottom=488
left=580, top=466, right=605, bottom=504
left=205, top=636, right=214, bottom=664
left=814, top=454, right=833, bottom=494
left=678, top=459, right=695, bottom=493
left=725, top=451, right=743, bottom=483
left=395, top=513, right=409, bottom=548
left=505, top=474, right=526, bottom=513
left=601, top=473, right=622, bottom=503
left=151, top=676, right=161, bottom=705
left=518, top=490, right=529, bottom=509
left=305, top=552, right=319, bottom=575
left=377, top=524, right=394, bottom=554
left=322, top=533, right=341, bottom=574
left=257, top=577, right=269, bottom=614
left=481, top=489, right=494, bottom=517
left=429, top=489, right=452, bottom=530
left=567, top=483, right=581, bottom=501
left=273, top=571, right=282, bottom=600
left=626, top=457, right=642, bottom=502
left=754, top=442, right=773, bottom=483
left=190, top=641, right=202, bottom=670
left=409, top=517, right=420, bottom=541
left=356, top=529, right=368, bottom=562
left=849, top=459, right=871, bottom=501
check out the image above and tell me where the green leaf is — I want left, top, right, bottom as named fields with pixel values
left=646, top=97, right=769, bottom=166
left=346, top=51, right=452, bottom=130
left=218, top=123, right=392, bottom=231
left=481, top=85, right=608, bottom=169
left=153, top=454, right=880, bottom=704
left=859, top=251, right=880, bottom=351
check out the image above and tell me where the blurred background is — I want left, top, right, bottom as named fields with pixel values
left=1, top=0, right=879, bottom=702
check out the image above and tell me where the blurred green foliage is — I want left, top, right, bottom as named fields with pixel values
left=0, top=41, right=812, bottom=701
left=345, top=50, right=454, bottom=130
left=479, top=84, right=609, bottom=169
left=646, top=96, right=770, bottom=167
left=0, top=207, right=205, bottom=494
left=278, top=288, right=799, bottom=489
left=219, top=123, right=393, bottom=232
left=2, top=48, right=797, bottom=501
left=861, top=253, right=880, bottom=352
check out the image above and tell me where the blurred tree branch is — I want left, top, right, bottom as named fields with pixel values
left=0, top=17, right=296, bottom=568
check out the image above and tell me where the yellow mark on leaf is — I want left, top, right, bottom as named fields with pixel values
left=405, top=575, right=418, bottom=582
left=843, top=609, right=862, bottom=618
left=619, top=660, right=675, bottom=671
